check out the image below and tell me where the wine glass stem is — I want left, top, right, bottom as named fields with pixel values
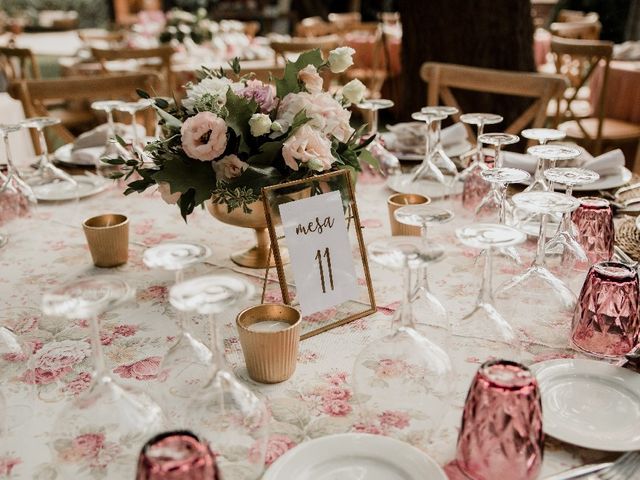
left=89, top=315, right=107, bottom=377
left=499, top=184, right=507, bottom=224
left=400, top=266, right=415, bottom=328
left=175, top=269, right=185, bottom=331
left=370, top=109, right=378, bottom=136
left=494, top=144, right=503, bottom=168
left=208, top=312, right=225, bottom=373
left=107, top=110, right=115, bottom=141
left=3, top=133, right=15, bottom=173
left=37, top=128, right=48, bottom=167
left=424, top=120, right=431, bottom=164
left=479, top=246, right=494, bottom=304
left=130, top=113, right=139, bottom=148
left=534, top=214, right=549, bottom=266
left=434, top=120, right=442, bottom=148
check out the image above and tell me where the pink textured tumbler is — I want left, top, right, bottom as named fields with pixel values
left=136, top=431, right=218, bottom=480
left=572, top=197, right=614, bottom=264
left=571, top=262, right=640, bottom=358
left=456, top=360, right=544, bottom=480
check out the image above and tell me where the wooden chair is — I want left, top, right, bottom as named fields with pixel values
left=8, top=72, right=160, bottom=155
left=270, top=35, right=340, bottom=64
left=295, top=17, right=336, bottom=37
left=343, top=23, right=390, bottom=99
left=551, top=37, right=640, bottom=155
left=0, top=45, right=41, bottom=82
left=420, top=62, right=567, bottom=144
left=550, top=21, right=602, bottom=40
left=77, top=29, right=127, bottom=48
left=557, top=10, right=599, bottom=23
left=91, top=45, right=174, bottom=96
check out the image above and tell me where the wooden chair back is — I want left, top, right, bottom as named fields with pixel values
left=90, top=45, right=174, bottom=96
left=550, top=36, right=614, bottom=153
left=550, top=21, right=602, bottom=40
left=270, top=35, right=340, bottom=63
left=0, top=45, right=41, bottom=82
left=295, top=17, right=336, bottom=37
left=8, top=72, right=160, bottom=154
left=420, top=62, right=567, bottom=143
left=78, top=29, right=127, bottom=47
left=557, top=10, right=599, bottom=23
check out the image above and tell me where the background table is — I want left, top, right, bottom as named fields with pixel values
left=0, top=170, right=614, bottom=478
left=590, top=60, right=640, bottom=124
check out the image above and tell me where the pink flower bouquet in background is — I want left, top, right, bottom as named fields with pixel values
left=111, top=48, right=374, bottom=219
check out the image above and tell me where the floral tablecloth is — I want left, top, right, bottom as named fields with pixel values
left=0, top=172, right=614, bottom=479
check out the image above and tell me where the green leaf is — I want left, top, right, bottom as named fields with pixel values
left=152, top=157, right=217, bottom=209
left=249, top=140, right=283, bottom=167
left=275, top=49, right=324, bottom=98
left=229, top=57, right=241, bottom=75
left=224, top=89, right=258, bottom=154
left=227, top=165, right=283, bottom=192
left=287, top=110, right=311, bottom=136
left=101, top=157, right=126, bottom=165
left=359, top=148, right=380, bottom=170
left=154, top=106, right=183, bottom=129
left=155, top=98, right=169, bottom=109
left=136, top=89, right=150, bottom=99
left=115, top=135, right=127, bottom=147
left=178, top=188, right=196, bottom=221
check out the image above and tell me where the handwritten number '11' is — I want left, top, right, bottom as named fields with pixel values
left=315, top=248, right=334, bottom=293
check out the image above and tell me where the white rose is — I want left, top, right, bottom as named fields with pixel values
left=341, top=79, right=366, bottom=105
left=327, top=47, right=355, bottom=73
left=212, top=154, right=248, bottom=181
left=271, top=121, right=284, bottom=132
left=249, top=113, right=272, bottom=136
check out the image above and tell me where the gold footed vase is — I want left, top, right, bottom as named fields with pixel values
left=207, top=199, right=286, bottom=269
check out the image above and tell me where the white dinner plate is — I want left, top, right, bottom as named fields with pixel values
left=32, top=175, right=110, bottom=202
left=263, top=433, right=447, bottom=480
left=386, top=173, right=463, bottom=199
left=530, top=359, right=640, bottom=451
left=53, top=144, right=103, bottom=167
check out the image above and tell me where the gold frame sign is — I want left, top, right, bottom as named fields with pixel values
left=262, top=170, right=376, bottom=339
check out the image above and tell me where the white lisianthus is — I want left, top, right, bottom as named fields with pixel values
left=271, top=121, right=284, bottom=132
left=327, top=47, right=355, bottom=73
left=249, top=113, right=272, bottom=136
left=341, top=79, right=366, bottom=105
left=182, top=77, right=232, bottom=111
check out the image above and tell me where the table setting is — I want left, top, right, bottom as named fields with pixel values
left=2, top=44, right=640, bottom=480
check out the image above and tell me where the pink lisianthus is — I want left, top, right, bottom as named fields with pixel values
left=212, top=154, right=248, bottom=181
left=181, top=112, right=228, bottom=161
left=282, top=125, right=334, bottom=172
left=237, top=79, right=277, bottom=113
left=298, top=65, right=323, bottom=94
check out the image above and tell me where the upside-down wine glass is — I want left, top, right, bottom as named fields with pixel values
left=91, top=100, right=131, bottom=162
left=357, top=99, right=400, bottom=176
left=116, top=99, right=154, bottom=151
left=409, top=110, right=448, bottom=185
left=455, top=223, right=526, bottom=357
left=496, top=191, right=580, bottom=310
left=0, top=322, right=34, bottom=431
left=421, top=106, right=459, bottom=176
left=394, top=205, right=453, bottom=337
left=543, top=167, right=599, bottom=268
left=20, top=117, right=78, bottom=191
left=459, top=113, right=503, bottom=210
left=169, top=275, right=268, bottom=480
left=0, top=123, right=37, bottom=209
left=42, top=276, right=165, bottom=478
left=353, top=236, right=453, bottom=446
left=475, top=133, right=520, bottom=218
left=143, top=242, right=214, bottom=400
left=521, top=128, right=566, bottom=192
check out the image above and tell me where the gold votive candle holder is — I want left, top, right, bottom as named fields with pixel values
left=82, top=213, right=129, bottom=268
left=236, top=304, right=301, bottom=384
left=387, top=193, right=430, bottom=236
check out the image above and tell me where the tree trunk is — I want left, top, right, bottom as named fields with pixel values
left=397, top=0, right=536, bottom=129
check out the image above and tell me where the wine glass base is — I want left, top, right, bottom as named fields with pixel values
left=411, top=159, right=447, bottom=185
left=496, top=265, right=577, bottom=310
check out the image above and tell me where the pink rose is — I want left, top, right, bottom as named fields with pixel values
left=157, top=182, right=180, bottom=205
left=322, top=386, right=352, bottom=401
left=237, top=79, right=276, bottom=113
left=378, top=410, right=410, bottom=429
left=113, top=356, right=163, bottom=380
left=282, top=125, right=334, bottom=172
left=322, top=398, right=352, bottom=417
left=181, top=112, right=228, bottom=161
left=212, top=154, right=248, bottom=182
left=113, top=325, right=137, bottom=337
left=298, top=65, right=323, bottom=94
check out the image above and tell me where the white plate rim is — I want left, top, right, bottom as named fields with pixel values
left=32, top=175, right=110, bottom=202
left=263, top=433, right=447, bottom=480
left=520, top=167, right=632, bottom=192
left=530, top=358, right=640, bottom=451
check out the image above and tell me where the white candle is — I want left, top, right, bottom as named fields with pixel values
left=248, top=320, right=291, bottom=332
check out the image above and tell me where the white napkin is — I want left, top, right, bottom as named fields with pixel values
left=440, top=122, right=468, bottom=147
left=581, top=148, right=625, bottom=176
left=73, top=123, right=145, bottom=151
left=503, top=151, right=537, bottom=174
left=70, top=146, right=104, bottom=166
left=613, top=41, right=640, bottom=61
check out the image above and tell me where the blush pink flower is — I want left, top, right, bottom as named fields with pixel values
left=212, top=154, right=248, bottom=181
left=322, top=398, right=352, bottom=417
left=237, top=79, right=276, bottom=113
left=325, top=371, right=348, bottom=385
left=282, top=125, right=334, bottom=172
left=113, top=356, right=163, bottom=381
left=298, top=65, right=323, bottom=94
left=378, top=410, right=410, bottom=429
left=181, top=112, right=228, bottom=161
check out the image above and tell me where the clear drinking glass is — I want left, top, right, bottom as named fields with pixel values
left=409, top=110, right=449, bottom=185
left=497, top=192, right=580, bottom=310
left=42, top=276, right=165, bottom=478
left=143, top=243, right=213, bottom=399
left=0, top=123, right=37, bottom=212
left=353, top=236, right=452, bottom=446
left=543, top=167, right=599, bottom=268
left=169, top=275, right=268, bottom=480
left=116, top=99, right=154, bottom=151
left=91, top=100, right=131, bottom=163
left=357, top=99, right=400, bottom=176
left=0, top=322, right=34, bottom=431
left=455, top=223, right=526, bottom=353
left=572, top=197, right=614, bottom=264
left=456, top=360, right=544, bottom=480
left=421, top=106, right=459, bottom=175
left=521, top=128, right=566, bottom=192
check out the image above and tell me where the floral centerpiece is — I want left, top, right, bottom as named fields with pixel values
left=116, top=47, right=375, bottom=220
left=158, top=8, right=213, bottom=45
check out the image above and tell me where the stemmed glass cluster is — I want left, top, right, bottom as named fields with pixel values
left=353, top=236, right=452, bottom=445
left=168, top=274, right=268, bottom=479
left=521, top=128, right=567, bottom=192
left=42, top=276, right=165, bottom=478
left=115, top=99, right=154, bottom=153
left=409, top=109, right=448, bottom=185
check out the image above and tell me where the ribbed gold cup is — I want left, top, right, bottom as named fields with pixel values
left=236, top=304, right=301, bottom=384
left=387, top=193, right=430, bottom=236
left=82, top=213, right=129, bottom=268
